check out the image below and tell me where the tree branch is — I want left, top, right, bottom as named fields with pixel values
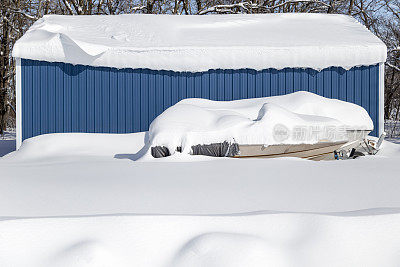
left=386, top=62, right=400, bottom=72
left=62, top=0, right=75, bottom=15
left=1, top=16, right=21, bottom=34
left=132, top=5, right=147, bottom=12
left=9, top=9, right=38, bottom=20
left=198, top=0, right=331, bottom=15
left=268, top=0, right=331, bottom=10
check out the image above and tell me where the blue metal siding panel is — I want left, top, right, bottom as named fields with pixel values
left=97, top=68, right=106, bottom=132
left=64, top=63, right=73, bottom=132
left=186, top=72, right=194, bottom=98
left=117, top=71, right=126, bottom=133
left=225, top=70, right=233, bottom=100
left=316, top=70, right=324, bottom=96
left=232, top=70, right=240, bottom=100
left=293, top=69, right=301, bottom=92
left=178, top=71, right=186, bottom=100
left=140, top=69, right=149, bottom=131
left=323, top=67, right=332, bottom=98
left=110, top=69, right=118, bottom=133
left=240, top=70, right=247, bottom=99
left=71, top=65, right=80, bottom=132
left=32, top=60, right=40, bottom=137
left=78, top=65, right=87, bottom=133
left=354, top=67, right=362, bottom=106
left=285, top=68, right=294, bottom=94
left=132, top=70, right=141, bottom=132
left=369, top=66, right=379, bottom=137
left=155, top=71, right=163, bottom=123
left=171, top=72, right=179, bottom=106
left=21, top=60, right=381, bottom=141
left=331, top=67, right=339, bottom=99
left=262, top=69, right=271, bottom=96
left=47, top=64, right=56, bottom=133
left=247, top=69, right=256, bottom=98
left=217, top=70, right=224, bottom=100
left=148, top=71, right=157, bottom=126
left=278, top=70, right=286, bottom=95
left=255, top=70, right=263, bottom=98
left=93, top=68, right=102, bottom=132
left=338, top=68, right=346, bottom=101
left=21, top=63, right=26, bottom=139
left=301, top=70, right=309, bottom=91
left=361, top=66, right=370, bottom=110
left=201, top=72, right=210, bottom=100
left=40, top=62, right=48, bottom=135
left=346, top=69, right=354, bottom=102
left=25, top=60, right=33, bottom=140
left=308, top=69, right=317, bottom=94
left=270, top=69, right=278, bottom=96
left=124, top=69, right=133, bottom=133
left=86, top=66, right=95, bottom=133
left=194, top=72, right=202, bottom=98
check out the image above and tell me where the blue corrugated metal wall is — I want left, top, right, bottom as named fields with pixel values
left=21, top=59, right=379, bottom=141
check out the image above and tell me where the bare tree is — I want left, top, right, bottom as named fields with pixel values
left=0, top=0, right=37, bottom=135
left=380, top=0, right=400, bottom=121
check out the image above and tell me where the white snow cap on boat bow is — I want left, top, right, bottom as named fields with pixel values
left=12, top=13, right=386, bottom=71
left=147, top=91, right=373, bottom=156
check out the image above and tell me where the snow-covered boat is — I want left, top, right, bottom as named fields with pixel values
left=148, top=92, right=376, bottom=160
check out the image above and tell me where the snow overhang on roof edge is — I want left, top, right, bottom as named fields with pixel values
left=12, top=13, right=387, bottom=72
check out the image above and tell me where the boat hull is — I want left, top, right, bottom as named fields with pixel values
left=234, top=141, right=347, bottom=160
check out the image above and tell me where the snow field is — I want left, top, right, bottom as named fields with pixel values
left=1, top=212, right=400, bottom=267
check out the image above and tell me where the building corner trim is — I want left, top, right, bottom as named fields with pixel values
left=16, top=58, right=22, bottom=149
left=378, top=63, right=385, bottom=136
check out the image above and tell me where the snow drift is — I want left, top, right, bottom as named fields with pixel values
left=12, top=13, right=386, bottom=71
left=6, top=132, right=146, bottom=161
left=2, top=211, right=400, bottom=267
left=2, top=131, right=400, bottom=267
left=148, top=91, right=373, bottom=155
left=1, top=133, right=400, bottom=217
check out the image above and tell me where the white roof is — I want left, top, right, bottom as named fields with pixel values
left=13, top=13, right=387, bottom=72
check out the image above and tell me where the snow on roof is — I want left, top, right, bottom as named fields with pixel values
left=13, top=13, right=387, bottom=72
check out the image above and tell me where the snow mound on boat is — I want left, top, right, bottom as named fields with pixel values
left=148, top=91, right=373, bottom=155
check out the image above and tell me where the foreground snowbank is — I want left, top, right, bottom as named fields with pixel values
left=4, top=132, right=146, bottom=161
left=1, top=132, right=400, bottom=266
left=148, top=91, right=373, bottom=155
left=1, top=131, right=399, bottom=217
left=1, top=211, right=400, bottom=267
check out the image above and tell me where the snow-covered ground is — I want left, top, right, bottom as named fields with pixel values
left=2, top=131, right=400, bottom=216
left=1, top=130, right=400, bottom=266
left=385, top=120, right=400, bottom=140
